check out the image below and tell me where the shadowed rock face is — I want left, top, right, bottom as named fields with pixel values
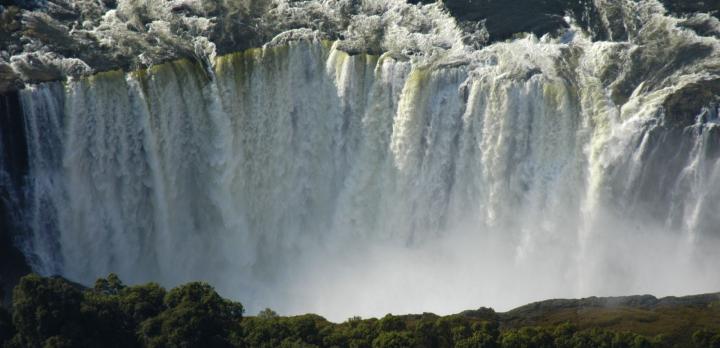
left=0, top=1, right=45, bottom=10
left=411, top=0, right=719, bottom=42
left=411, top=0, right=608, bottom=41
left=0, top=91, right=31, bottom=306
left=664, top=79, right=720, bottom=127
left=661, top=0, right=720, bottom=16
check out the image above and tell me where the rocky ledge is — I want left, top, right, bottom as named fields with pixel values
left=1, top=0, right=719, bottom=94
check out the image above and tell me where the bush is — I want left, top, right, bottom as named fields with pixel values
left=258, top=308, right=279, bottom=319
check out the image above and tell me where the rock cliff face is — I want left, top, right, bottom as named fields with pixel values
left=661, top=0, right=720, bottom=16
left=1, top=0, right=719, bottom=93
left=0, top=91, right=30, bottom=306
left=414, top=0, right=720, bottom=42
left=0, top=0, right=270, bottom=91
left=411, top=0, right=606, bottom=41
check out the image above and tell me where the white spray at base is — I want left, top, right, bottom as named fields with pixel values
left=15, top=6, right=720, bottom=320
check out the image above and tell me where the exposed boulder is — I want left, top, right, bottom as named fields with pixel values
left=663, top=79, right=720, bottom=127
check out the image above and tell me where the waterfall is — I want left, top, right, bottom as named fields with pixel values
left=2, top=0, right=719, bottom=320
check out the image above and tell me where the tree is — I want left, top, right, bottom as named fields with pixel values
left=553, top=322, right=576, bottom=348
left=433, top=315, right=475, bottom=348
left=93, top=273, right=125, bottom=295
left=455, top=332, right=497, bottom=348
left=138, top=282, right=243, bottom=348
left=10, top=274, right=84, bottom=347
left=413, top=319, right=437, bottom=348
left=349, top=318, right=380, bottom=348
left=117, top=282, right=167, bottom=324
left=378, top=314, right=405, bottom=332
left=287, top=314, right=325, bottom=346
left=371, top=331, right=414, bottom=348
left=241, top=316, right=290, bottom=347
left=0, top=274, right=703, bottom=348
left=81, top=274, right=140, bottom=347
left=258, top=308, right=279, bottom=319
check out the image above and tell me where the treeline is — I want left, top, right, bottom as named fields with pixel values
left=0, top=274, right=719, bottom=348
left=0, top=274, right=242, bottom=347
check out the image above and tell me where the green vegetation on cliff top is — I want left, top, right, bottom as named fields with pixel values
left=0, top=274, right=718, bottom=347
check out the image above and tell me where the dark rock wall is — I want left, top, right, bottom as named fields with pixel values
left=427, top=0, right=607, bottom=41
left=661, top=0, right=720, bottom=16
left=412, top=0, right=719, bottom=42
left=0, top=91, right=31, bottom=306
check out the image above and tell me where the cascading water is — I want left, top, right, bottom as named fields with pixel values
left=1, top=0, right=719, bottom=320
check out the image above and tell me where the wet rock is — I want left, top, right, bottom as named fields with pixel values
left=0, top=62, right=24, bottom=93
left=411, top=0, right=608, bottom=41
left=0, top=90, right=31, bottom=306
left=413, top=0, right=719, bottom=43
left=663, top=79, right=720, bottom=127
left=10, top=52, right=64, bottom=83
left=661, top=0, right=720, bottom=18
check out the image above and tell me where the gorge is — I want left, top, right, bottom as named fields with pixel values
left=0, top=0, right=719, bottom=321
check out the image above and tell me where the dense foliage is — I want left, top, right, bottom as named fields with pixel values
left=0, top=274, right=718, bottom=348
left=1, top=274, right=242, bottom=348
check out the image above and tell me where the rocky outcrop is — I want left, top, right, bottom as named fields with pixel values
left=0, top=0, right=270, bottom=93
left=412, top=0, right=720, bottom=42
left=661, top=0, right=720, bottom=17
left=414, top=0, right=608, bottom=41
left=663, top=79, right=720, bottom=127
left=1, top=0, right=719, bottom=93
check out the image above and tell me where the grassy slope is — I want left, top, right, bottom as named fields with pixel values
left=495, top=293, right=720, bottom=346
